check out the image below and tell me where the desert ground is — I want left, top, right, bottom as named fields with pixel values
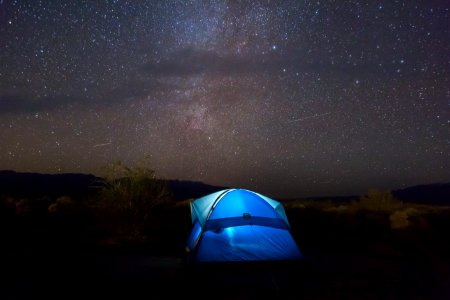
left=2, top=188, right=450, bottom=300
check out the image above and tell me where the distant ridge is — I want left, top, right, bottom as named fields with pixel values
left=0, top=170, right=100, bottom=198
left=393, top=182, right=450, bottom=205
left=167, top=179, right=227, bottom=201
left=0, top=170, right=448, bottom=204
left=0, top=170, right=226, bottom=201
left=289, top=183, right=450, bottom=206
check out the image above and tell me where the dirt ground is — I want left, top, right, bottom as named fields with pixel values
left=2, top=203, right=450, bottom=299
left=2, top=243, right=450, bottom=300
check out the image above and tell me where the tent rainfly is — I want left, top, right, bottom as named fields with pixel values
left=185, top=189, right=303, bottom=262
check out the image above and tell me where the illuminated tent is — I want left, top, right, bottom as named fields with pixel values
left=185, top=189, right=303, bottom=262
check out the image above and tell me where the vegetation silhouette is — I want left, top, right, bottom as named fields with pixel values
left=98, top=158, right=172, bottom=240
left=1, top=170, right=450, bottom=299
left=358, top=188, right=402, bottom=212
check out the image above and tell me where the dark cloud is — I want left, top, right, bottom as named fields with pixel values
left=0, top=79, right=165, bottom=114
left=142, top=48, right=277, bottom=77
left=142, top=48, right=394, bottom=78
left=102, top=78, right=166, bottom=101
left=0, top=94, right=87, bottom=114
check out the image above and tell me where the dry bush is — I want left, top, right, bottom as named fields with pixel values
left=357, top=189, right=402, bottom=212
left=389, top=207, right=422, bottom=230
left=389, top=210, right=410, bottom=229
left=15, top=199, right=31, bottom=216
left=99, top=159, right=172, bottom=239
left=48, top=196, right=74, bottom=213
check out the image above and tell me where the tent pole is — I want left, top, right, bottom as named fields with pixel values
left=192, top=189, right=234, bottom=252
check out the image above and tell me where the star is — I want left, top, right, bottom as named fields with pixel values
left=0, top=0, right=448, bottom=198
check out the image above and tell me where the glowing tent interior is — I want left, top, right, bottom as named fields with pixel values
left=185, top=189, right=303, bottom=262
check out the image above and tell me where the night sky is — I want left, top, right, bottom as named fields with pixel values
left=0, top=1, right=449, bottom=198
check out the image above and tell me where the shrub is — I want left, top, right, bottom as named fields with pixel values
left=15, top=199, right=31, bottom=216
left=99, top=159, right=171, bottom=239
left=358, top=189, right=402, bottom=212
left=389, top=210, right=410, bottom=229
left=48, top=196, right=74, bottom=213
left=389, top=208, right=421, bottom=230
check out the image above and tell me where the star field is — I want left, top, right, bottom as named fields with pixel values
left=0, top=0, right=449, bottom=197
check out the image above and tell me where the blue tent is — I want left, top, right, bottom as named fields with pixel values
left=185, top=189, right=303, bottom=262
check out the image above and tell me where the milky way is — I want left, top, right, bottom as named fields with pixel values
left=0, top=1, right=449, bottom=197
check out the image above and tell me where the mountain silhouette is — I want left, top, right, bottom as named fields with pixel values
left=393, top=182, right=450, bottom=205
left=0, top=170, right=226, bottom=201
left=0, top=170, right=448, bottom=204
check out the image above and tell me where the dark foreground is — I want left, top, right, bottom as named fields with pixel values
left=2, top=240, right=450, bottom=300
left=2, top=201, right=450, bottom=299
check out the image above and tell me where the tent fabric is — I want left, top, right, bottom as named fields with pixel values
left=190, top=190, right=230, bottom=226
left=186, top=189, right=303, bottom=262
left=195, top=225, right=301, bottom=262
